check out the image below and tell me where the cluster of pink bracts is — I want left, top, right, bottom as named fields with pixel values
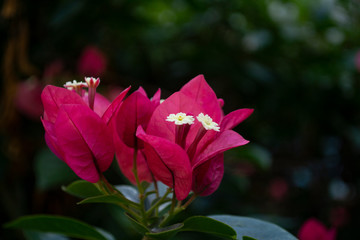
left=41, top=75, right=253, bottom=201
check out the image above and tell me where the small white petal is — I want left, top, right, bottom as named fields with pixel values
left=166, top=112, right=194, bottom=125
left=64, top=80, right=87, bottom=89
left=197, top=113, right=220, bottom=131
left=84, top=77, right=100, bottom=88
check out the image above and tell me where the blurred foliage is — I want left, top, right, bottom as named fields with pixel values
left=2, top=0, right=360, bottom=239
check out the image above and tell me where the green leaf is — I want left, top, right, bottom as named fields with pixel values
left=78, top=194, right=139, bottom=208
left=24, top=231, right=68, bottom=240
left=208, top=215, right=297, bottom=240
left=115, top=185, right=140, bottom=203
left=62, top=180, right=102, bottom=198
left=94, top=228, right=116, bottom=240
left=181, top=216, right=236, bottom=239
left=124, top=213, right=149, bottom=235
left=146, top=223, right=184, bottom=240
left=243, top=237, right=257, bottom=240
left=5, top=215, right=108, bottom=240
left=35, top=148, right=77, bottom=190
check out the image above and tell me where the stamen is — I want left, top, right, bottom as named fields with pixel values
left=196, top=113, right=220, bottom=132
left=84, top=77, right=100, bottom=88
left=84, top=77, right=100, bottom=110
left=187, top=113, right=219, bottom=161
left=186, top=127, right=207, bottom=161
left=166, top=113, right=194, bottom=148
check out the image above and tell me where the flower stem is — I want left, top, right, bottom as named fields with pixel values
left=182, top=194, right=197, bottom=209
left=132, top=147, right=147, bottom=225
left=132, top=148, right=143, bottom=193
left=145, top=188, right=171, bottom=216
left=170, top=189, right=176, bottom=214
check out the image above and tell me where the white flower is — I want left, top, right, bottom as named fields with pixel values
left=84, top=77, right=100, bottom=88
left=197, top=113, right=220, bottom=131
left=63, top=80, right=87, bottom=90
left=166, top=112, right=195, bottom=125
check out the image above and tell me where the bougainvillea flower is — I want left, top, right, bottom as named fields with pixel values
left=137, top=75, right=253, bottom=199
left=298, top=218, right=336, bottom=240
left=41, top=80, right=127, bottom=182
left=111, top=87, right=160, bottom=184
left=15, top=77, right=43, bottom=120
left=137, top=126, right=192, bottom=200
left=77, top=46, right=107, bottom=77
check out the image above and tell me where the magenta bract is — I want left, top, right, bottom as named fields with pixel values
left=139, top=75, right=253, bottom=199
left=41, top=85, right=120, bottom=183
left=298, top=218, right=336, bottom=240
left=111, top=87, right=160, bottom=184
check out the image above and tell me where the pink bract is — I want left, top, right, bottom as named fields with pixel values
left=137, top=75, right=253, bottom=199
left=77, top=46, right=107, bottom=77
left=111, top=87, right=160, bottom=184
left=298, top=218, right=336, bottom=240
left=41, top=85, right=125, bottom=183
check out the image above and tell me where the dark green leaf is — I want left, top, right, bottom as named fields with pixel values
left=243, top=236, right=257, bottom=240
left=115, top=185, right=140, bottom=203
left=24, top=231, right=68, bottom=240
left=209, top=215, right=297, bottom=240
left=146, top=223, right=184, bottom=240
left=5, top=215, right=108, bottom=240
left=35, top=148, right=77, bottom=190
left=94, top=228, right=116, bottom=240
left=62, top=180, right=102, bottom=198
left=182, top=216, right=236, bottom=239
left=141, top=181, right=151, bottom=191
left=78, top=194, right=139, bottom=208
left=124, top=213, right=149, bottom=235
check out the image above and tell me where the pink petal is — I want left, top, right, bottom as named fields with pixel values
left=115, top=89, right=154, bottom=148
left=41, top=118, right=63, bottom=160
left=150, top=88, right=161, bottom=112
left=77, top=46, right=107, bottom=76
left=147, top=91, right=203, bottom=143
left=54, top=104, right=114, bottom=183
left=137, top=86, right=148, bottom=97
left=298, top=218, right=336, bottom=240
left=41, top=85, right=85, bottom=123
left=102, top=86, right=131, bottom=125
left=151, top=88, right=161, bottom=104
left=192, top=154, right=224, bottom=196
left=193, top=130, right=249, bottom=169
left=218, top=98, right=224, bottom=108
left=180, top=74, right=223, bottom=123
left=15, top=78, right=43, bottom=120
left=221, top=108, right=254, bottom=131
left=82, top=92, right=111, bottom=117
left=114, top=131, right=153, bottom=184
left=136, top=126, right=192, bottom=200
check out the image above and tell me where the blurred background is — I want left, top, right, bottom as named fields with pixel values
left=1, top=0, right=360, bottom=239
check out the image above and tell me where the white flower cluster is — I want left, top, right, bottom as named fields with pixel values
left=166, top=112, right=220, bottom=131
left=63, top=80, right=87, bottom=90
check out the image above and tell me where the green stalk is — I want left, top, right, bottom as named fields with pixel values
left=132, top=147, right=147, bottom=225
left=170, top=189, right=176, bottom=214
left=181, top=194, right=197, bottom=209
left=145, top=188, right=171, bottom=216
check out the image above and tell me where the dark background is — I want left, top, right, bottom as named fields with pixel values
left=1, top=0, right=360, bottom=239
